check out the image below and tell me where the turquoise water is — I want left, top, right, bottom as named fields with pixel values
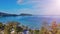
left=0, top=16, right=60, bottom=29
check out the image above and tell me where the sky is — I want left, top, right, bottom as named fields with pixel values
left=0, top=0, right=60, bottom=15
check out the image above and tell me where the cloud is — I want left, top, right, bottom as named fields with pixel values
left=16, top=0, right=60, bottom=16
left=17, top=0, right=23, bottom=4
left=16, top=0, right=46, bottom=14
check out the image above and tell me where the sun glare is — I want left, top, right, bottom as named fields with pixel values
left=56, top=0, right=60, bottom=7
left=43, top=0, right=60, bottom=16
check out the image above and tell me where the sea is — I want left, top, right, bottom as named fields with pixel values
left=0, top=15, right=60, bottom=30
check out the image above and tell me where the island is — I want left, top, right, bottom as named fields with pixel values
left=19, top=13, right=32, bottom=16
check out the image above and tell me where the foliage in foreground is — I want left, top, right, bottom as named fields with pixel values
left=0, top=21, right=60, bottom=34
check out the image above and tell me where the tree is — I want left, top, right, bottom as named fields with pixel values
left=39, top=20, right=49, bottom=34
left=29, top=29, right=33, bottom=34
left=0, top=22, right=3, bottom=33
left=4, top=21, right=20, bottom=34
left=4, top=25, right=11, bottom=34
left=8, top=21, right=21, bottom=34
left=0, top=22, right=2, bottom=26
left=51, top=21, right=58, bottom=34
left=34, top=30, right=39, bottom=34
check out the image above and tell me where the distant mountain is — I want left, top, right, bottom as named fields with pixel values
left=0, top=12, right=18, bottom=17
left=19, top=13, right=32, bottom=16
left=0, top=12, right=32, bottom=17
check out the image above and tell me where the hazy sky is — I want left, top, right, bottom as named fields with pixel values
left=0, top=0, right=60, bottom=15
